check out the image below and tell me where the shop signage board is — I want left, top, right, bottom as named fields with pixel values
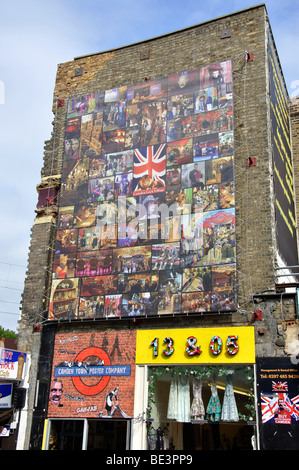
left=0, top=383, right=13, bottom=408
left=257, top=357, right=299, bottom=424
left=0, top=425, right=10, bottom=437
left=136, top=326, right=255, bottom=364
left=47, top=331, right=136, bottom=419
left=0, top=348, right=27, bottom=381
left=48, top=60, right=237, bottom=322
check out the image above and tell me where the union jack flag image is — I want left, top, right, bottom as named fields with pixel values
left=261, top=393, right=299, bottom=423
left=133, top=144, right=166, bottom=195
left=272, top=381, right=288, bottom=392
left=261, top=395, right=279, bottom=423
left=284, top=394, right=299, bottom=421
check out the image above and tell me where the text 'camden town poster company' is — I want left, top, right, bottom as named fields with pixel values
left=48, top=60, right=236, bottom=321
left=47, top=331, right=136, bottom=418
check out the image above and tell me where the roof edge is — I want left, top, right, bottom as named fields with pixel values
left=74, top=3, right=267, bottom=61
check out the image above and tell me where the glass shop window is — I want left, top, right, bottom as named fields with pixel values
left=147, top=365, right=256, bottom=451
left=87, top=419, right=130, bottom=450
left=48, top=419, right=84, bottom=450
left=48, top=419, right=130, bottom=450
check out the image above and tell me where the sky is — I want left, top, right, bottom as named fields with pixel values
left=0, top=0, right=298, bottom=333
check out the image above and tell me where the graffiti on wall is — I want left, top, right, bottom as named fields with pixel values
left=48, top=331, right=136, bottom=418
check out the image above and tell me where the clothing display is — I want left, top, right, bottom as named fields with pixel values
left=167, top=375, right=191, bottom=422
left=190, top=378, right=205, bottom=420
left=167, top=370, right=241, bottom=425
left=221, top=373, right=239, bottom=421
left=150, top=366, right=254, bottom=451
left=177, top=375, right=191, bottom=422
left=206, top=375, right=221, bottom=422
left=167, top=376, right=178, bottom=420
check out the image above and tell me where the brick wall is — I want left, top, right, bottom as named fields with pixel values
left=17, top=5, right=299, bottom=449
left=48, top=5, right=274, bottom=307
left=47, top=329, right=136, bottom=419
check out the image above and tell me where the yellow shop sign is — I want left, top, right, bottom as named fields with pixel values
left=136, top=327, right=255, bottom=365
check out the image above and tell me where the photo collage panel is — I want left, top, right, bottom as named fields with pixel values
left=49, top=60, right=237, bottom=321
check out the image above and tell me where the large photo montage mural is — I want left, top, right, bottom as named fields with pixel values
left=48, top=60, right=236, bottom=321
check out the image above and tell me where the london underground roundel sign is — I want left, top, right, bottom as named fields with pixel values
left=72, top=346, right=111, bottom=396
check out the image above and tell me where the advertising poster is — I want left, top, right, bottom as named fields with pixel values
left=0, top=349, right=27, bottom=381
left=47, top=331, right=136, bottom=419
left=48, top=60, right=236, bottom=320
left=0, top=383, right=13, bottom=408
left=257, top=357, right=299, bottom=424
left=269, top=32, right=298, bottom=268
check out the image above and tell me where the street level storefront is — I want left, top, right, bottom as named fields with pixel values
left=42, top=326, right=257, bottom=450
left=43, top=330, right=136, bottom=450
left=133, top=326, right=258, bottom=450
left=0, top=348, right=28, bottom=450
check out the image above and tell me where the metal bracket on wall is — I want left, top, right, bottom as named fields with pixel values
left=252, top=309, right=263, bottom=321
left=247, top=157, right=257, bottom=167
left=245, top=52, right=254, bottom=62
left=140, top=50, right=150, bottom=60
left=75, top=67, right=83, bottom=77
left=221, top=29, right=231, bottom=39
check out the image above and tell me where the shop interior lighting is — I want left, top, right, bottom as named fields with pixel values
left=208, top=383, right=253, bottom=397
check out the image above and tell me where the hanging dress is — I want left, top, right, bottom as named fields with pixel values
left=167, top=375, right=191, bottom=422
left=221, top=373, right=239, bottom=422
left=206, top=375, right=221, bottom=422
left=167, top=376, right=178, bottom=420
left=177, top=374, right=191, bottom=422
left=190, top=378, right=205, bottom=420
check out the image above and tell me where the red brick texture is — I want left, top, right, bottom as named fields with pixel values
left=47, top=330, right=136, bottom=419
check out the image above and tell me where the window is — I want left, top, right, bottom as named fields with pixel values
left=49, top=420, right=84, bottom=450
left=46, top=418, right=130, bottom=450
left=87, top=420, right=130, bottom=450
left=147, top=365, right=256, bottom=450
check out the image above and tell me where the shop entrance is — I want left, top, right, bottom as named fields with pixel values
left=46, top=419, right=130, bottom=450
left=147, top=365, right=257, bottom=451
left=87, top=419, right=130, bottom=450
left=183, top=422, right=255, bottom=450
left=48, top=419, right=85, bottom=450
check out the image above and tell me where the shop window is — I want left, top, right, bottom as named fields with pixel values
left=49, top=420, right=84, bottom=450
left=147, top=365, right=256, bottom=451
left=47, top=419, right=130, bottom=450
left=87, top=419, right=130, bottom=450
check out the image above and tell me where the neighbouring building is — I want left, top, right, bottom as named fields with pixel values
left=0, top=338, right=29, bottom=450
left=13, top=4, right=299, bottom=451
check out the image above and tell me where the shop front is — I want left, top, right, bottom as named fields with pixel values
left=0, top=347, right=28, bottom=450
left=133, top=326, right=258, bottom=451
left=43, top=330, right=136, bottom=450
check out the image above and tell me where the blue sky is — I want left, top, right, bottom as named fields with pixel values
left=0, top=0, right=298, bottom=332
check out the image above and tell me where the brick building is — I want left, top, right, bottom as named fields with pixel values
left=15, top=4, right=299, bottom=451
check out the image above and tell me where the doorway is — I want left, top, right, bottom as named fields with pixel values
left=87, top=419, right=130, bottom=450
left=147, top=365, right=257, bottom=450
left=46, top=418, right=130, bottom=450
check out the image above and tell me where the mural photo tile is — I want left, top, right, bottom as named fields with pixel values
left=49, top=60, right=237, bottom=320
